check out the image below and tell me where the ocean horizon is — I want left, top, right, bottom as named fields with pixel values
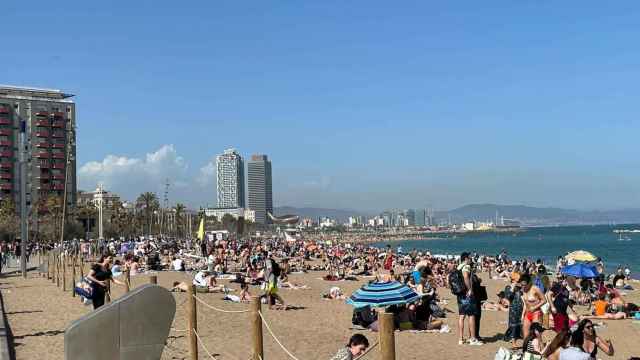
left=372, top=224, right=639, bottom=274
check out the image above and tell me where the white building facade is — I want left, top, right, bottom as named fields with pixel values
left=216, top=148, right=245, bottom=208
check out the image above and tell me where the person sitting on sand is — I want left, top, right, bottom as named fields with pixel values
left=278, top=273, right=310, bottom=290
left=581, top=293, right=627, bottom=320
left=576, top=319, right=615, bottom=358
left=522, top=322, right=546, bottom=355
left=322, top=286, right=345, bottom=300
left=481, top=291, right=509, bottom=311
left=330, top=333, right=369, bottom=360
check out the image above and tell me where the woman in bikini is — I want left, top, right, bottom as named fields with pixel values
left=520, top=274, right=547, bottom=340
left=577, top=319, right=614, bottom=358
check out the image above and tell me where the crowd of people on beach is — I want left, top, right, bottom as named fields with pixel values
left=50, top=233, right=638, bottom=359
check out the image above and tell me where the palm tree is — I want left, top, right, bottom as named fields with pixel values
left=136, top=192, right=159, bottom=235
left=173, top=203, right=186, bottom=238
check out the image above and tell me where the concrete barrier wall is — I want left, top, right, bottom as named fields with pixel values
left=65, top=284, right=175, bottom=360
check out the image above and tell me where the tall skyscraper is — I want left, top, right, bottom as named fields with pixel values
left=247, top=154, right=273, bottom=224
left=414, top=209, right=426, bottom=226
left=216, top=148, right=244, bottom=208
left=0, top=85, right=77, bottom=215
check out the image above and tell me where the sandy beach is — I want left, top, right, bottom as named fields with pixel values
left=1, top=266, right=639, bottom=360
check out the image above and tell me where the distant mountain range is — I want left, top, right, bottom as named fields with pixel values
left=275, top=204, right=640, bottom=226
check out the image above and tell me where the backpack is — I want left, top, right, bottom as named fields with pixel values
left=352, top=306, right=377, bottom=328
left=449, top=270, right=467, bottom=296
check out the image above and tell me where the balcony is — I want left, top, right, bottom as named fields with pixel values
left=37, top=184, right=51, bottom=191
left=34, top=131, right=49, bottom=137
left=52, top=112, right=64, bottom=118
left=37, top=161, right=50, bottom=169
left=0, top=118, right=11, bottom=125
left=0, top=141, right=11, bottom=147
left=0, top=129, right=10, bottom=136
left=51, top=152, right=65, bottom=159
left=34, top=151, right=50, bottom=159
left=51, top=121, right=65, bottom=128
left=52, top=163, right=65, bottom=169
left=0, top=150, right=12, bottom=157
left=0, top=184, right=11, bottom=190
left=0, top=173, right=11, bottom=180
left=35, top=111, right=49, bottom=117
left=36, top=173, right=50, bottom=180
left=0, top=106, right=9, bottom=114
left=51, top=132, right=64, bottom=138
left=52, top=183, right=65, bottom=191
left=51, top=143, right=64, bottom=149
left=0, top=163, right=11, bottom=169
left=35, top=142, right=50, bottom=148
left=52, top=174, right=65, bottom=180
left=35, top=120, right=50, bottom=127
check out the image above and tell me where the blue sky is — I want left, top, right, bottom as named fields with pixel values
left=3, top=1, right=640, bottom=211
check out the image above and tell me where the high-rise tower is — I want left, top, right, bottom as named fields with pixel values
left=216, top=148, right=244, bottom=208
left=247, top=154, right=272, bottom=224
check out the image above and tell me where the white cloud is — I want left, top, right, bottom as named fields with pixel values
left=79, top=144, right=193, bottom=202
left=196, top=161, right=216, bottom=186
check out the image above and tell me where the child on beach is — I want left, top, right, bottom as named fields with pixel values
left=330, top=334, right=369, bottom=360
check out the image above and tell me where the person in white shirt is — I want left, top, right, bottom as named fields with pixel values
left=171, top=256, right=184, bottom=271
left=559, top=329, right=590, bottom=360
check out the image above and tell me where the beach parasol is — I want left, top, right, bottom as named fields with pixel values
left=561, top=263, right=599, bottom=278
left=565, top=250, right=597, bottom=262
left=346, top=281, right=421, bottom=308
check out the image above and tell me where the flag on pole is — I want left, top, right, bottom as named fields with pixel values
left=197, top=218, right=205, bottom=241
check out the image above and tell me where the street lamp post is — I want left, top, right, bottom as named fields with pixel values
left=19, top=118, right=28, bottom=278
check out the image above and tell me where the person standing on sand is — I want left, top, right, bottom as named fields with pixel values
left=86, top=255, right=124, bottom=310
left=457, top=252, right=483, bottom=346
left=330, top=334, right=369, bottom=360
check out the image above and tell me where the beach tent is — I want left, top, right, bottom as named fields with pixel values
left=561, top=263, right=599, bottom=278
left=565, top=250, right=597, bottom=262
left=346, top=281, right=420, bottom=308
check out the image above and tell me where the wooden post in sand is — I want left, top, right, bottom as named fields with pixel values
left=79, top=256, right=84, bottom=278
left=187, top=285, right=198, bottom=360
left=62, top=254, right=67, bottom=291
left=251, top=297, right=263, bottom=360
left=149, top=275, right=157, bottom=285
left=124, top=269, right=130, bottom=293
left=46, top=253, right=50, bottom=279
left=55, top=253, right=60, bottom=287
left=71, top=255, right=76, bottom=297
left=379, top=311, right=396, bottom=360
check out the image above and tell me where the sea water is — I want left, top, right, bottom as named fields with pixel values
left=372, top=224, right=639, bottom=275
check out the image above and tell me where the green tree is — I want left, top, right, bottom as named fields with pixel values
left=136, top=192, right=159, bottom=235
left=0, top=198, right=18, bottom=242
left=173, top=203, right=186, bottom=237
left=221, top=213, right=237, bottom=234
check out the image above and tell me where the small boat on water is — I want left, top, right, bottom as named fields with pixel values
left=617, top=233, right=632, bottom=242
left=613, top=229, right=640, bottom=233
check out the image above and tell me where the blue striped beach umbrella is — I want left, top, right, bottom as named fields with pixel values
left=346, top=281, right=421, bottom=308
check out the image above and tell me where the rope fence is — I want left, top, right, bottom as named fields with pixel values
left=193, top=295, right=250, bottom=314
left=193, top=328, right=218, bottom=359
left=258, top=310, right=301, bottom=360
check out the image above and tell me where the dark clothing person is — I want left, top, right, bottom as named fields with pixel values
left=90, top=264, right=113, bottom=310
left=504, top=285, right=524, bottom=341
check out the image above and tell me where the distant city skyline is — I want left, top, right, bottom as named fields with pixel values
left=10, top=2, right=639, bottom=210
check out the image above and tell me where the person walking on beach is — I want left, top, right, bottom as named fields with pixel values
left=330, top=334, right=369, bottom=360
left=456, top=252, right=483, bottom=346
left=86, top=255, right=124, bottom=310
